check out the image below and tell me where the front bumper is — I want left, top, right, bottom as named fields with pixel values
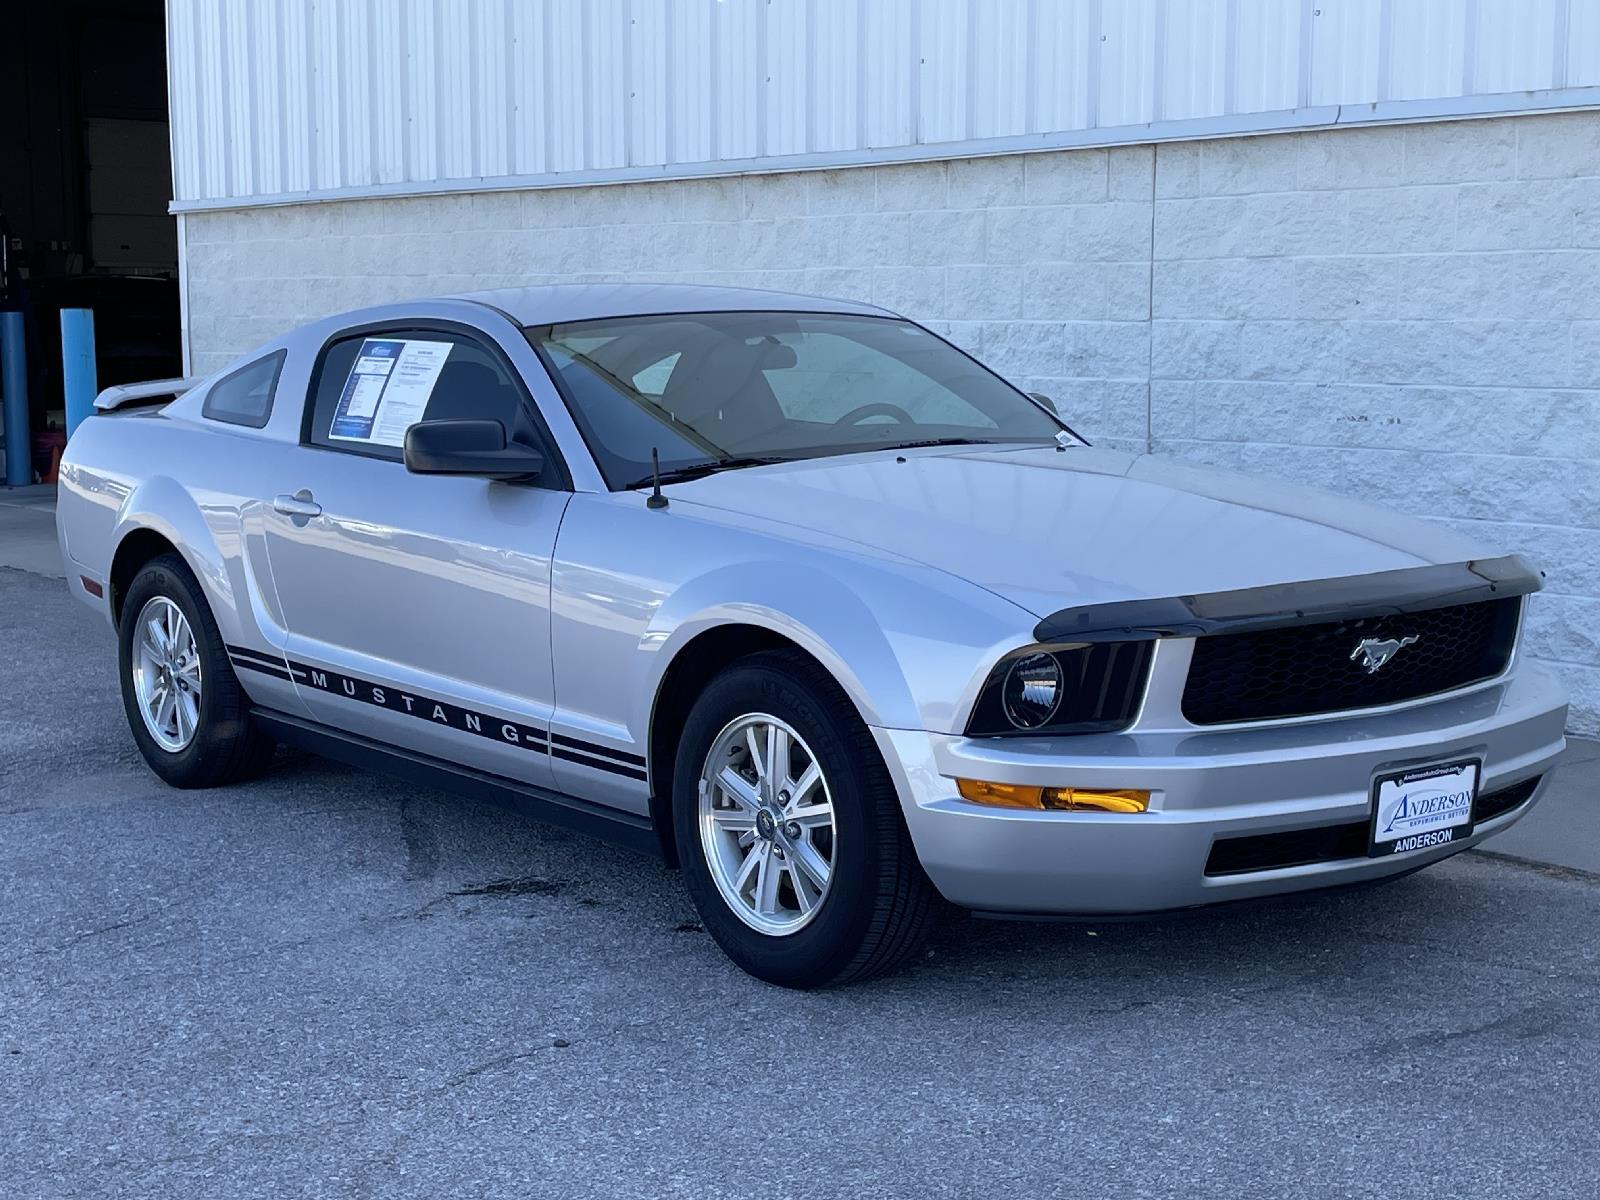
left=873, top=661, right=1568, bottom=915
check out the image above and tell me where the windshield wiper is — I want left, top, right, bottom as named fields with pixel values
left=880, top=437, right=1003, bottom=451
left=622, top=455, right=792, bottom=491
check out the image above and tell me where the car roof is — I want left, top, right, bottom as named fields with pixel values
left=450, top=282, right=893, bottom=326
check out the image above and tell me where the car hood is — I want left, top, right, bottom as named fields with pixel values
left=665, top=444, right=1492, bottom=619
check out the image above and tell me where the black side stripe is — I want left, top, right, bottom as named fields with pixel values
left=549, top=732, right=647, bottom=768
left=231, top=656, right=294, bottom=683
left=550, top=746, right=650, bottom=781
left=227, top=644, right=295, bottom=683
left=224, top=644, right=646, bottom=779
left=228, top=644, right=288, bottom=665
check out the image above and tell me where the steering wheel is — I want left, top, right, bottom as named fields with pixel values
left=830, top=401, right=916, bottom=427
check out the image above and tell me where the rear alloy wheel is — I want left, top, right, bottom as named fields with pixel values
left=130, top=596, right=203, bottom=752
left=117, top=553, right=275, bottom=788
left=673, top=650, right=936, bottom=988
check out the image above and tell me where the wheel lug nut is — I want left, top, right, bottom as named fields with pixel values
left=784, top=821, right=802, bottom=839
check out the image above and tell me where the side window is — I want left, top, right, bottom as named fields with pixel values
left=202, top=350, right=285, bottom=429
left=306, top=330, right=530, bottom=460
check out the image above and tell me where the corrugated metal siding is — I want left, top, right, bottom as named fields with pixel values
left=168, top=0, right=1600, bottom=209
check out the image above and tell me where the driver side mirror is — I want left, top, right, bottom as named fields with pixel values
left=403, top=419, right=544, bottom=481
left=1028, top=391, right=1060, bottom=416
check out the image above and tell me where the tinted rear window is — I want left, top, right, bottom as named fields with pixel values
left=202, top=350, right=285, bottom=429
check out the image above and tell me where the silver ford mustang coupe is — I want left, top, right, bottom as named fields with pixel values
left=57, top=283, right=1568, bottom=986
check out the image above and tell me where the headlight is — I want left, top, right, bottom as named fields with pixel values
left=1001, top=652, right=1063, bottom=728
left=966, top=642, right=1153, bottom=737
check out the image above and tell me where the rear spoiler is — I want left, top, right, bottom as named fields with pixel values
left=94, top=376, right=203, bottom=413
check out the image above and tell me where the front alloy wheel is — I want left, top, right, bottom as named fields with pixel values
left=673, top=649, right=936, bottom=988
left=698, top=713, right=836, bottom=935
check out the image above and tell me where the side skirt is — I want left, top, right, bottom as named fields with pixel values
left=250, top=707, right=662, bottom=858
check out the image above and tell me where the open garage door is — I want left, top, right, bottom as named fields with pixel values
left=0, top=0, right=179, bottom=483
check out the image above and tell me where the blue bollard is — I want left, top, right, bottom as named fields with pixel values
left=61, top=308, right=98, bottom=440
left=1, top=310, right=30, bottom=486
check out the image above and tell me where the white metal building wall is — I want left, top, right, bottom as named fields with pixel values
left=166, top=0, right=1600, bottom=212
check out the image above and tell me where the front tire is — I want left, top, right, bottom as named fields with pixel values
left=672, top=650, right=936, bottom=987
left=117, top=553, right=275, bottom=788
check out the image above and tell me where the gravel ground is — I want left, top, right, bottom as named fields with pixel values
left=3, top=566, right=1597, bottom=1199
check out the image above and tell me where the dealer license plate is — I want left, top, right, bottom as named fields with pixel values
left=1368, top=760, right=1479, bottom=857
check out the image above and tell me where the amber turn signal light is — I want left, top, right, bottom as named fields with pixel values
left=956, top=779, right=1150, bottom=813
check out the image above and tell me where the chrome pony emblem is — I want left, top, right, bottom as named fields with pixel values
left=1350, top=635, right=1420, bottom=675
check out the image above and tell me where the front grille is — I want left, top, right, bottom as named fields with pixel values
left=1182, top=598, right=1520, bottom=726
left=1204, top=774, right=1543, bottom=876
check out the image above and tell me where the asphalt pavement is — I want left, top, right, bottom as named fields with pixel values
left=3, top=557, right=1599, bottom=1199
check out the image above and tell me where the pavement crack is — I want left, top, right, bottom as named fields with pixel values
left=1361, top=1003, right=1565, bottom=1058
left=1225, top=980, right=1297, bottom=1004
left=442, top=1047, right=552, bottom=1087
left=450, top=876, right=563, bottom=897
left=59, top=915, right=150, bottom=946
left=1468, top=848, right=1600, bottom=886
left=403, top=894, right=456, bottom=921
left=400, top=875, right=566, bottom=920
left=1084, top=996, right=1163, bottom=1017
left=35, top=903, right=174, bottom=956
left=403, top=997, right=731, bottom=1109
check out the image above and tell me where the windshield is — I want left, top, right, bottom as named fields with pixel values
left=526, top=311, right=1063, bottom=488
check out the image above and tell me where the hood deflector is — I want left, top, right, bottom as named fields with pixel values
left=1032, top=555, right=1543, bottom=645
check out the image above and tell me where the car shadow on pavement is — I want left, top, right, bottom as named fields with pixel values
left=257, top=743, right=1582, bottom=1010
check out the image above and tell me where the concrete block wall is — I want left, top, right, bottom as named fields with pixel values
left=183, top=111, right=1600, bottom=734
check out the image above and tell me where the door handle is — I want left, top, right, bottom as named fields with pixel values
left=273, top=489, right=322, bottom=519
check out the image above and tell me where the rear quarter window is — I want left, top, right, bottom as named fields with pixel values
left=201, top=350, right=286, bottom=429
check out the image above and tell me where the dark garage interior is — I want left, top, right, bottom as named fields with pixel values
left=0, top=0, right=181, bottom=484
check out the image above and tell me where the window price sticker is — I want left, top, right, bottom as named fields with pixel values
left=328, top=338, right=452, bottom=447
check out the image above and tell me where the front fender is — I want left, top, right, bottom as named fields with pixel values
left=634, top=543, right=1036, bottom=739
left=640, top=560, right=917, bottom=733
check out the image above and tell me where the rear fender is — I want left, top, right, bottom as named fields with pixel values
left=110, top=475, right=284, bottom=651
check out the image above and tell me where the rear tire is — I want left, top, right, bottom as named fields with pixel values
left=672, top=649, right=936, bottom=987
left=117, top=553, right=275, bottom=788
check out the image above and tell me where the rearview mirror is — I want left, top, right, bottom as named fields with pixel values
left=403, top=419, right=544, bottom=481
